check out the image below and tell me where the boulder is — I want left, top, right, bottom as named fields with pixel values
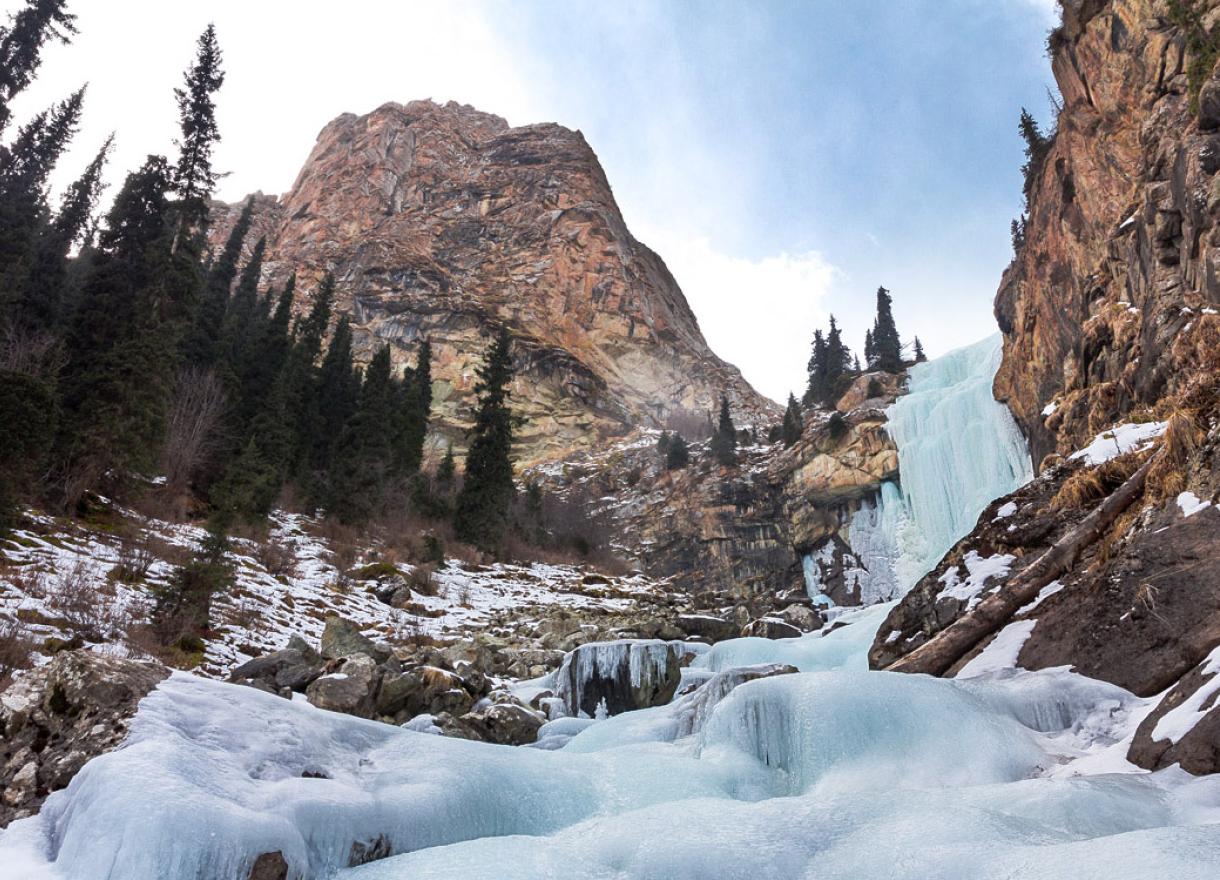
left=674, top=614, right=739, bottom=643
left=247, top=852, right=289, bottom=880
left=780, top=604, right=822, bottom=632
left=1128, top=653, right=1220, bottom=775
left=320, top=616, right=391, bottom=664
left=462, top=701, right=545, bottom=746
left=1199, top=79, right=1220, bottom=132
left=376, top=666, right=473, bottom=721
left=0, top=650, right=169, bottom=827
left=305, top=655, right=379, bottom=717
left=742, top=617, right=803, bottom=639
left=230, top=638, right=324, bottom=693
left=554, top=640, right=682, bottom=717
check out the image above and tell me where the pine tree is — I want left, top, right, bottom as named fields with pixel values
left=863, top=329, right=876, bottom=369
left=0, top=0, right=76, bottom=133
left=803, top=328, right=828, bottom=407
left=914, top=336, right=927, bottom=362
left=1018, top=108, right=1050, bottom=202
left=437, top=445, right=456, bottom=486
left=329, top=345, right=396, bottom=523
left=665, top=434, right=690, bottom=470
left=710, top=394, right=737, bottom=466
left=781, top=393, right=802, bottom=447
left=151, top=525, right=233, bottom=647
left=9, top=133, right=109, bottom=332
left=308, top=315, right=357, bottom=497
left=454, top=329, right=517, bottom=550
left=871, top=286, right=902, bottom=372
left=185, top=197, right=253, bottom=368
left=656, top=430, right=671, bottom=457
left=392, top=339, right=431, bottom=479
left=825, top=315, right=852, bottom=397
left=57, top=156, right=178, bottom=499
left=171, top=24, right=224, bottom=234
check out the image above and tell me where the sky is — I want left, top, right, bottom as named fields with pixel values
left=6, top=0, right=1060, bottom=403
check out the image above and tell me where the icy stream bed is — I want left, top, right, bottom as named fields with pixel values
left=4, top=604, right=1220, bottom=880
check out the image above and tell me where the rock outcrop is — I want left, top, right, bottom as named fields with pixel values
left=871, top=2, right=1220, bottom=778
left=994, top=0, right=1220, bottom=466
left=0, top=651, right=169, bottom=827
left=211, top=100, right=775, bottom=465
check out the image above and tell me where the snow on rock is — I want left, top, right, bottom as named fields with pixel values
left=936, top=551, right=1016, bottom=609
left=1070, top=422, right=1166, bottom=466
left=1176, top=491, right=1212, bottom=518
left=1017, top=581, right=1064, bottom=615
left=957, top=620, right=1037, bottom=679
left=1151, top=646, right=1220, bottom=746
left=994, top=501, right=1018, bottom=520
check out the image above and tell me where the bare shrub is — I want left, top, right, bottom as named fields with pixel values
left=160, top=367, right=227, bottom=502
left=408, top=564, right=437, bottom=596
left=112, top=528, right=158, bottom=584
left=45, top=558, right=127, bottom=640
left=254, top=537, right=298, bottom=578
left=0, top=326, right=65, bottom=377
left=0, top=617, right=36, bottom=689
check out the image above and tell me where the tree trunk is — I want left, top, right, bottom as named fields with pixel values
left=885, top=451, right=1158, bottom=677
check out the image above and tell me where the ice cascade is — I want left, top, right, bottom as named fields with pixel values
left=805, top=333, right=1033, bottom=603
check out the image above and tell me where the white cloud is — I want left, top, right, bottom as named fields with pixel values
left=640, top=227, right=838, bottom=405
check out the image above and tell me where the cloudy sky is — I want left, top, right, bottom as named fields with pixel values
left=8, top=0, right=1059, bottom=403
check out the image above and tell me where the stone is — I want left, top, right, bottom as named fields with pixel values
left=376, top=666, right=473, bottom=720
left=1128, top=655, right=1220, bottom=775
left=247, top=851, right=289, bottom=880
left=305, top=655, right=379, bottom=718
left=742, top=617, right=803, bottom=640
left=461, top=701, right=545, bottom=746
left=320, top=616, right=390, bottom=664
left=0, top=650, right=169, bottom=827
left=230, top=644, right=324, bottom=693
left=674, top=613, right=739, bottom=643
left=780, top=604, right=821, bottom=632
left=1200, top=80, right=1220, bottom=132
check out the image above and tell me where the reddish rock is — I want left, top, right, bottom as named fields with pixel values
left=210, top=100, right=775, bottom=465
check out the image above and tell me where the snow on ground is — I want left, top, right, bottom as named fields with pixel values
left=1, top=509, right=654, bottom=678
left=5, top=604, right=1220, bottom=880
left=1176, top=491, right=1213, bottom=518
left=1070, top=422, right=1166, bottom=466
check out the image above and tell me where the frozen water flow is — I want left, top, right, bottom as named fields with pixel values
left=5, top=601, right=1220, bottom=879
left=805, top=334, right=1033, bottom=603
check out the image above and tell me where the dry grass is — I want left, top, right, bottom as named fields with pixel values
left=254, top=537, right=298, bottom=578
left=1051, top=451, right=1146, bottom=511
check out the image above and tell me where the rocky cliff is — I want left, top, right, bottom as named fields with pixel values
left=211, top=100, right=775, bottom=465
left=876, top=0, right=1220, bottom=774
left=994, top=0, right=1220, bottom=466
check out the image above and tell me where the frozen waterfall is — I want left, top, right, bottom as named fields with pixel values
left=806, top=333, right=1033, bottom=604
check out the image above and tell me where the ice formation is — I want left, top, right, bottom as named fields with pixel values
left=806, top=334, right=1034, bottom=605
left=8, top=602, right=1220, bottom=880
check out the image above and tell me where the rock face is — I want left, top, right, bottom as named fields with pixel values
left=993, top=0, right=1220, bottom=466
left=0, top=651, right=169, bottom=827
left=1129, top=650, right=1220, bottom=775
left=212, top=100, right=775, bottom=465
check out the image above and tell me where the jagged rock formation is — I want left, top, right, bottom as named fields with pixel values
left=211, top=100, right=775, bottom=464
left=0, top=651, right=169, bottom=827
left=994, top=0, right=1220, bottom=466
left=876, top=0, right=1220, bottom=774
left=527, top=374, right=904, bottom=606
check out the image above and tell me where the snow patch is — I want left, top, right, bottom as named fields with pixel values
left=1176, top=491, right=1212, bottom=518
left=1070, top=422, right=1166, bottom=466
